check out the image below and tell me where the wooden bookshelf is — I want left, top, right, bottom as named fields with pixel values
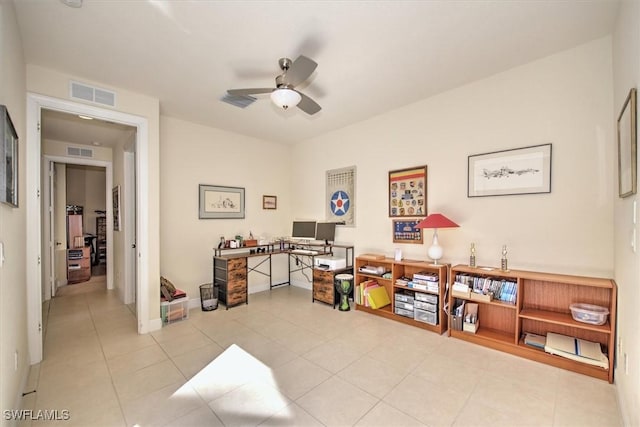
left=448, top=265, right=617, bottom=383
left=354, top=256, right=448, bottom=334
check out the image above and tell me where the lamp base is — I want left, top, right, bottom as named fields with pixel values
left=427, top=232, right=443, bottom=265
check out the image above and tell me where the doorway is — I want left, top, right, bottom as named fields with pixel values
left=45, top=161, right=109, bottom=298
left=26, top=93, right=151, bottom=365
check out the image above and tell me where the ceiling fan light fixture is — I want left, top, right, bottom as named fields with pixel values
left=270, top=88, right=301, bottom=110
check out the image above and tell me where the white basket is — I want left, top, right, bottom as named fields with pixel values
left=569, top=303, right=609, bottom=326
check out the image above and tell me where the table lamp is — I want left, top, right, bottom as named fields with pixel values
left=414, top=213, right=459, bottom=265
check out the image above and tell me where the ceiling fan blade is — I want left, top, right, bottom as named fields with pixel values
left=297, top=92, right=321, bottom=115
left=227, top=88, right=273, bottom=96
left=285, top=55, right=318, bottom=87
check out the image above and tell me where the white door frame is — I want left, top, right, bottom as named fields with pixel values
left=26, top=93, right=151, bottom=364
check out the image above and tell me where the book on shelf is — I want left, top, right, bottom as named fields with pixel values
left=413, top=271, right=438, bottom=282
left=544, top=332, right=609, bottom=370
left=455, top=274, right=517, bottom=304
left=395, top=276, right=411, bottom=286
left=408, top=281, right=439, bottom=293
left=356, top=280, right=378, bottom=306
left=524, top=332, right=546, bottom=349
left=362, top=282, right=380, bottom=308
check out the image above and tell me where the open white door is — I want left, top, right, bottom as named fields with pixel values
left=53, top=163, right=68, bottom=290
left=124, top=150, right=137, bottom=306
left=47, top=161, right=55, bottom=298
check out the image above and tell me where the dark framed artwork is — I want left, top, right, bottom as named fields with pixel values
left=199, top=184, right=245, bottom=219
left=262, top=195, right=277, bottom=210
left=112, top=185, right=121, bottom=231
left=389, top=165, right=427, bottom=217
left=618, top=88, right=637, bottom=198
left=0, top=105, right=18, bottom=207
left=392, top=219, right=423, bottom=244
left=468, top=144, right=552, bottom=197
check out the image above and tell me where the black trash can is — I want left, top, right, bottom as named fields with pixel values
left=199, top=283, right=218, bottom=311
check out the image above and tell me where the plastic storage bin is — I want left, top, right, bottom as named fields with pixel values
left=569, top=303, right=609, bottom=325
left=161, top=298, right=189, bottom=325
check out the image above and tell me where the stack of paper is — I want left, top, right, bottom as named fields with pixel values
left=524, top=333, right=546, bottom=349
left=544, top=332, right=609, bottom=369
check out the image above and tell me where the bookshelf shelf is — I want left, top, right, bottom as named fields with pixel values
left=450, top=327, right=514, bottom=346
left=392, top=283, right=439, bottom=295
left=354, top=257, right=448, bottom=334
left=449, top=264, right=616, bottom=383
left=519, top=308, right=611, bottom=333
left=453, top=294, right=518, bottom=310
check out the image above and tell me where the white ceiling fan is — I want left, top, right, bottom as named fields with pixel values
left=227, top=55, right=321, bottom=115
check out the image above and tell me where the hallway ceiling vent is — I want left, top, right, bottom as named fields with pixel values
left=69, top=81, right=117, bottom=107
left=67, top=146, right=94, bottom=158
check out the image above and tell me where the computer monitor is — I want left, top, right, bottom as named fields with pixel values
left=315, top=222, right=336, bottom=245
left=291, top=221, right=316, bottom=240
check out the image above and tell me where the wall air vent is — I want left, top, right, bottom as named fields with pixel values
left=66, top=146, right=94, bottom=158
left=221, top=93, right=257, bottom=109
left=70, top=81, right=117, bottom=107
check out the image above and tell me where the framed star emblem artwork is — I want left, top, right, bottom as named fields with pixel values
left=326, top=166, right=355, bottom=226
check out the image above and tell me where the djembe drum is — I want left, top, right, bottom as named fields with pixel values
left=334, top=273, right=354, bottom=311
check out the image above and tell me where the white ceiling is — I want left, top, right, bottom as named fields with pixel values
left=15, top=0, right=619, bottom=145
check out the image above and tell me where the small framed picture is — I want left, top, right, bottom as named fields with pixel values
left=263, top=195, right=277, bottom=210
left=392, top=219, right=423, bottom=244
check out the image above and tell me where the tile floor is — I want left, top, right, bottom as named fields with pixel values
left=20, top=278, right=622, bottom=427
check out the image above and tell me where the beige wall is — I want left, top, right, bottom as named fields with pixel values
left=293, top=37, right=615, bottom=278
left=612, top=1, right=640, bottom=425
left=0, top=0, right=28, bottom=416
left=27, top=65, right=161, bottom=330
left=65, top=164, right=106, bottom=236
left=159, top=116, right=292, bottom=298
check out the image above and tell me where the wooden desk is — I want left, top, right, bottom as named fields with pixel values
left=213, top=242, right=354, bottom=309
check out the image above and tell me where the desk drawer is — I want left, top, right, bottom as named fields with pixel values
left=228, top=258, right=247, bottom=271
left=68, top=257, right=90, bottom=269
left=221, top=288, right=246, bottom=307
left=227, top=277, right=246, bottom=293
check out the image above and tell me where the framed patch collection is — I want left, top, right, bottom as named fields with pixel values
left=392, top=219, right=423, bottom=244
left=389, top=165, right=427, bottom=217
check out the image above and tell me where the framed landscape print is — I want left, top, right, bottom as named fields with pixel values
left=389, top=165, right=427, bottom=217
left=199, top=184, right=245, bottom=219
left=468, top=144, right=552, bottom=197
left=262, top=195, right=277, bottom=209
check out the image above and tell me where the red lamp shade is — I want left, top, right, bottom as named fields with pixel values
left=414, top=213, right=459, bottom=229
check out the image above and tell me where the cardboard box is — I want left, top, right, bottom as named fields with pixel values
left=359, top=253, right=385, bottom=260
left=452, top=289, right=471, bottom=299
left=463, top=303, right=479, bottom=333
left=470, top=292, right=493, bottom=303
